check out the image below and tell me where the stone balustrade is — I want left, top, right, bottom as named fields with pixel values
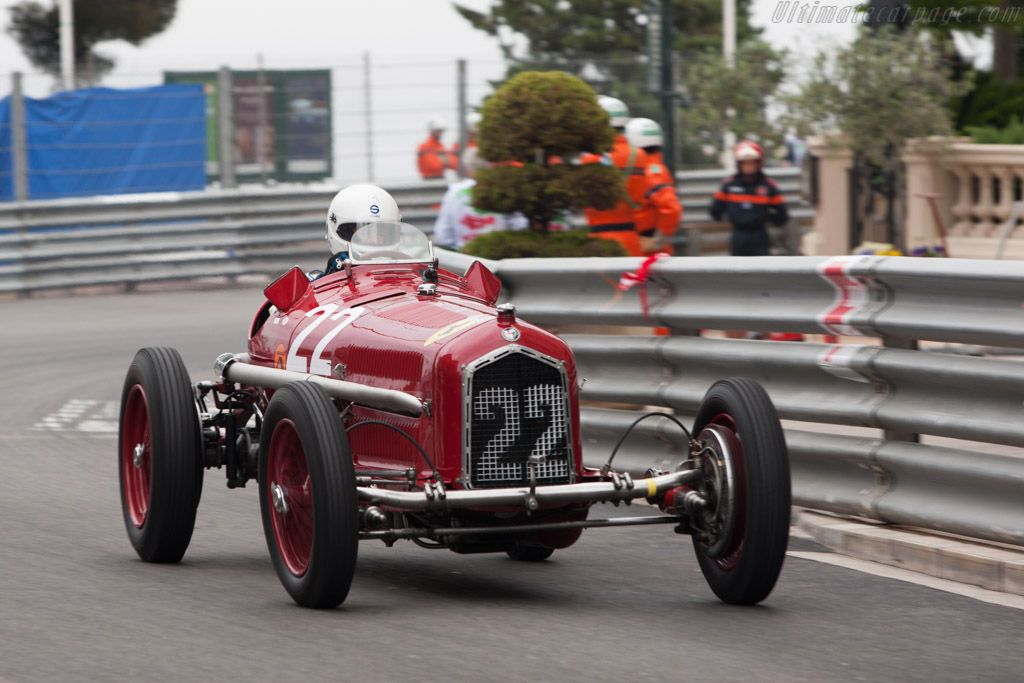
left=805, top=136, right=1024, bottom=259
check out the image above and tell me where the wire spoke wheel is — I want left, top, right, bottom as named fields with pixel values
left=118, top=347, right=204, bottom=563
left=690, top=378, right=790, bottom=605
left=267, top=419, right=314, bottom=577
left=121, top=385, right=152, bottom=528
left=259, top=383, right=358, bottom=608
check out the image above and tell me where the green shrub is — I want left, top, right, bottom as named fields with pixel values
left=967, top=115, right=1024, bottom=144
left=462, top=227, right=627, bottom=259
left=955, top=71, right=1024, bottom=132
left=477, top=71, right=614, bottom=162
left=473, top=71, right=621, bottom=234
left=472, top=163, right=621, bottom=221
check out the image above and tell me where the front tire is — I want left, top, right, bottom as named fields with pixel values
left=118, top=347, right=204, bottom=563
left=259, top=383, right=358, bottom=608
left=690, top=378, right=790, bottom=605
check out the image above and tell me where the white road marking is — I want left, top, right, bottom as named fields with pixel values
left=32, top=400, right=119, bottom=434
left=787, top=550, right=1024, bottom=611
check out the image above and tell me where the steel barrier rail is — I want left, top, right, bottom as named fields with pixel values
left=0, top=168, right=802, bottom=232
left=0, top=211, right=441, bottom=293
left=0, top=182, right=450, bottom=231
left=578, top=408, right=1024, bottom=546
left=489, top=255, right=1024, bottom=347
left=565, top=334, right=1024, bottom=447
left=0, top=210, right=440, bottom=265
left=0, top=170, right=813, bottom=294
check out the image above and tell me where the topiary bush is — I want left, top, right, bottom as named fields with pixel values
left=472, top=70, right=622, bottom=235
left=462, top=227, right=627, bottom=259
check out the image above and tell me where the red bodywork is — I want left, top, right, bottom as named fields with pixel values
left=246, top=262, right=584, bottom=491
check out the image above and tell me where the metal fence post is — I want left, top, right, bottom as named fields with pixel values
left=217, top=66, right=237, bottom=189
left=10, top=72, right=29, bottom=202
left=882, top=336, right=920, bottom=443
left=363, top=52, right=374, bottom=182
left=456, top=59, right=467, bottom=178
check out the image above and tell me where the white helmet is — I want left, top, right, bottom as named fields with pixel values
left=427, top=118, right=446, bottom=134
left=598, top=95, right=630, bottom=128
left=325, top=183, right=402, bottom=256
left=466, top=111, right=482, bottom=135
left=625, top=117, right=663, bottom=148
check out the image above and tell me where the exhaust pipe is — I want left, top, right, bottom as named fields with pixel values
left=214, top=353, right=424, bottom=417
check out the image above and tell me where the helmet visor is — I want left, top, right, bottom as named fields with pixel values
left=334, top=217, right=392, bottom=244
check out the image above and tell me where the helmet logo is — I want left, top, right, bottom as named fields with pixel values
left=329, top=212, right=337, bottom=224
left=369, top=204, right=380, bottom=215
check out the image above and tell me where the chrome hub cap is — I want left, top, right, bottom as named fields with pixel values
left=132, top=443, right=145, bottom=469
left=271, top=483, right=289, bottom=514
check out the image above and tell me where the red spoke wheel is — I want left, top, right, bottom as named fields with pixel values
left=118, top=347, right=203, bottom=563
left=690, top=378, right=790, bottom=605
left=259, top=383, right=358, bottom=608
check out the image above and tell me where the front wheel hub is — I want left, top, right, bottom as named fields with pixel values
left=132, top=443, right=145, bottom=469
left=271, top=483, right=289, bottom=514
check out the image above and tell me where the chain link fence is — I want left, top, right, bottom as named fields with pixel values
left=2, top=52, right=789, bottom=201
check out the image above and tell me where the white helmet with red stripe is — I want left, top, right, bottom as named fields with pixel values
left=734, top=140, right=764, bottom=161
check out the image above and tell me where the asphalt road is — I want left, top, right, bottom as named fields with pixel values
left=2, top=281, right=1022, bottom=683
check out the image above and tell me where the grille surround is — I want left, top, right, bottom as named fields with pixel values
left=461, top=345, right=575, bottom=489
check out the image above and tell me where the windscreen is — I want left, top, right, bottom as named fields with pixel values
left=348, top=222, right=432, bottom=263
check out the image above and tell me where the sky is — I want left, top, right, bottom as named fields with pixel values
left=0, top=0, right=993, bottom=183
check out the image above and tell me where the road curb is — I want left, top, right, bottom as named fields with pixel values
left=794, top=509, right=1024, bottom=597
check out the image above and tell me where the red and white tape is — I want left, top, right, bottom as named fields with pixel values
left=817, top=256, right=875, bottom=336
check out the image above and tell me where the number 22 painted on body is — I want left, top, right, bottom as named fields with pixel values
left=285, top=304, right=365, bottom=376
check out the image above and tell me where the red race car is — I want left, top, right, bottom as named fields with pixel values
left=118, top=221, right=790, bottom=608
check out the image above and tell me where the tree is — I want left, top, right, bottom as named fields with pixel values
left=786, top=28, right=971, bottom=169
left=786, top=27, right=972, bottom=249
left=898, top=0, right=1024, bottom=81
left=6, top=0, right=177, bottom=87
left=464, top=71, right=626, bottom=258
left=678, top=41, right=788, bottom=160
left=454, top=0, right=762, bottom=63
left=454, top=0, right=784, bottom=168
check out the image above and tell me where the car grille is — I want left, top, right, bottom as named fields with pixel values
left=464, top=347, right=573, bottom=488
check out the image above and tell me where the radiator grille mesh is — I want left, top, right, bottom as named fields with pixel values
left=467, top=351, right=571, bottom=488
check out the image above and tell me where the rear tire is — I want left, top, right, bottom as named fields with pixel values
left=118, top=347, right=203, bottom=563
left=259, top=383, right=358, bottom=608
left=690, top=378, right=790, bottom=605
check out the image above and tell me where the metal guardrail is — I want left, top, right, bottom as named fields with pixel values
left=435, top=252, right=1024, bottom=547
left=0, top=185, right=445, bottom=294
left=0, top=169, right=811, bottom=294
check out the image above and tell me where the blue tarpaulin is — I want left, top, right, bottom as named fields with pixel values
left=0, top=98, right=11, bottom=201
left=0, top=83, right=206, bottom=201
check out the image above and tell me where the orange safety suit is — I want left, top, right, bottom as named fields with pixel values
left=418, top=135, right=457, bottom=180
left=634, top=151, right=681, bottom=255
left=581, top=134, right=654, bottom=257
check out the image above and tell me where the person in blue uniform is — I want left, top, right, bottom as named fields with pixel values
left=710, top=141, right=789, bottom=256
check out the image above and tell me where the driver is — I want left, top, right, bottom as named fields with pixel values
left=314, top=183, right=403, bottom=279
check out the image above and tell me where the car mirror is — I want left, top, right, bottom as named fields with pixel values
left=264, top=266, right=312, bottom=312
left=464, top=260, right=501, bottom=305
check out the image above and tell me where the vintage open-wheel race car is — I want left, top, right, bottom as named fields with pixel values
left=118, top=222, right=791, bottom=608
